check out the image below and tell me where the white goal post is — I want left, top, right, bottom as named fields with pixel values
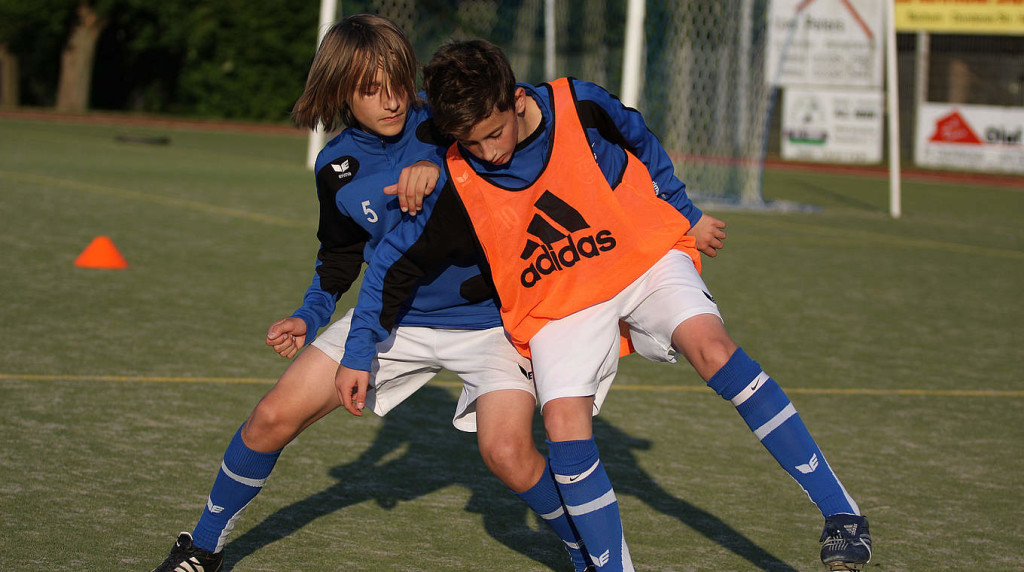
left=306, top=0, right=339, bottom=170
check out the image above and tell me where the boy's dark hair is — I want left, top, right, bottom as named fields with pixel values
left=423, top=39, right=517, bottom=138
left=292, top=14, right=419, bottom=132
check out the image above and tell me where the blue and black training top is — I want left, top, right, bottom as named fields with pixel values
left=290, top=100, right=504, bottom=344
left=341, top=79, right=701, bottom=371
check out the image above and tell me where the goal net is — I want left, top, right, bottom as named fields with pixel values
left=352, top=0, right=772, bottom=206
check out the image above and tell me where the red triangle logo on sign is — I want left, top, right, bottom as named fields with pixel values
left=929, top=111, right=983, bottom=144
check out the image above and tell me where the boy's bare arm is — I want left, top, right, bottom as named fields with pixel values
left=688, top=213, right=727, bottom=257
left=384, top=160, right=440, bottom=215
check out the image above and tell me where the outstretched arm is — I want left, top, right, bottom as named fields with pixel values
left=573, top=79, right=704, bottom=228
left=687, top=213, right=727, bottom=257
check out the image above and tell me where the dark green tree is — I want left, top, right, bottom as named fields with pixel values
left=0, top=0, right=76, bottom=107
left=89, top=0, right=203, bottom=113
left=0, top=0, right=317, bottom=119
left=175, top=0, right=318, bottom=121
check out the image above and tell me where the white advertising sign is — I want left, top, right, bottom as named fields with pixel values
left=766, top=0, right=884, bottom=88
left=915, top=103, right=1024, bottom=174
left=782, top=87, right=884, bottom=164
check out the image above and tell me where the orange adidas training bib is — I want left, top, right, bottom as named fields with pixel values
left=447, top=78, right=700, bottom=356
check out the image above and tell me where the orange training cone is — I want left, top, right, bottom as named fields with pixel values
left=74, top=236, right=129, bottom=269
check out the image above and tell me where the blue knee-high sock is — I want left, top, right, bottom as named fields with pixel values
left=192, top=425, right=281, bottom=553
left=707, top=348, right=860, bottom=517
left=548, top=438, right=633, bottom=572
left=515, top=459, right=590, bottom=572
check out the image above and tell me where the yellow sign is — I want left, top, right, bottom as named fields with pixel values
left=895, top=0, right=1024, bottom=35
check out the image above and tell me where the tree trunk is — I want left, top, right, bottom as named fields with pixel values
left=55, top=0, right=106, bottom=113
left=0, top=43, right=18, bottom=109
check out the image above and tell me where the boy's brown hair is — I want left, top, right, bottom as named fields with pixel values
left=423, top=39, right=517, bottom=138
left=292, top=14, right=419, bottom=132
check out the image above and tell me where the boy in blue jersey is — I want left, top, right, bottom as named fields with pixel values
left=337, top=39, right=871, bottom=571
left=152, top=17, right=594, bottom=572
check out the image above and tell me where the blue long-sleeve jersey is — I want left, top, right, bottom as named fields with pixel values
left=290, top=101, right=503, bottom=343
left=341, top=79, right=702, bottom=371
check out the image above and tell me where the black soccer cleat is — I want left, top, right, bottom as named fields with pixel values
left=819, top=514, right=872, bottom=571
left=152, top=531, right=224, bottom=572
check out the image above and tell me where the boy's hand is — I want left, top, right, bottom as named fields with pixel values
left=383, top=160, right=440, bottom=216
left=266, top=317, right=307, bottom=358
left=335, top=365, right=370, bottom=416
left=687, top=214, right=727, bottom=257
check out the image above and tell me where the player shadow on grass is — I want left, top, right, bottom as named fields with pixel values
left=222, top=385, right=795, bottom=571
left=222, top=384, right=569, bottom=570
left=594, top=417, right=799, bottom=571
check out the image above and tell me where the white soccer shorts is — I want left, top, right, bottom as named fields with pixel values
left=528, top=249, right=722, bottom=413
left=312, top=309, right=536, bottom=432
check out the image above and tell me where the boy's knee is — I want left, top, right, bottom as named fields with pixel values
left=672, top=314, right=737, bottom=378
left=479, top=436, right=544, bottom=491
left=695, top=337, right=738, bottom=375
left=243, top=401, right=299, bottom=451
left=681, top=333, right=737, bottom=380
left=541, top=397, right=594, bottom=442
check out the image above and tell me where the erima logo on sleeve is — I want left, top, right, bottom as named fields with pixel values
left=519, top=190, right=616, bottom=288
left=329, top=156, right=359, bottom=186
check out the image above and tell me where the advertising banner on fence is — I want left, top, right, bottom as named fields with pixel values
left=782, top=87, right=884, bottom=164
left=895, top=0, right=1024, bottom=35
left=766, top=0, right=884, bottom=88
left=915, top=103, right=1024, bottom=174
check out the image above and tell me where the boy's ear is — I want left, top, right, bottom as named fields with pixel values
left=514, top=87, right=527, bottom=115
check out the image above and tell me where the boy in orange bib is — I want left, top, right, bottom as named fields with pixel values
left=337, top=40, right=871, bottom=571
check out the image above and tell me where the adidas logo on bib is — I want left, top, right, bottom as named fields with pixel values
left=519, top=190, right=616, bottom=288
